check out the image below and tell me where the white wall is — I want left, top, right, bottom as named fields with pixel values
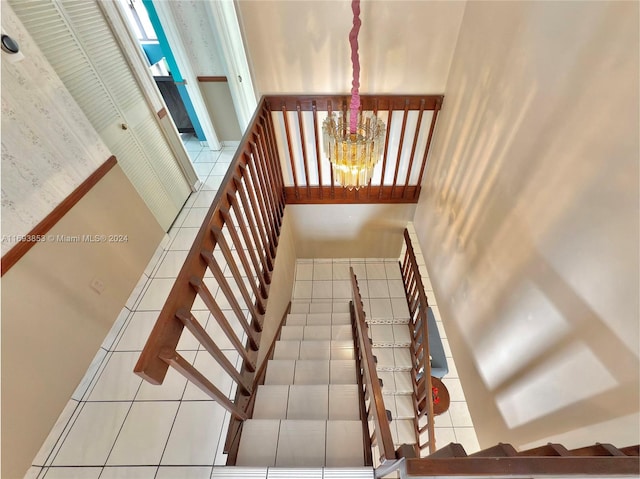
left=414, top=1, right=639, bottom=449
left=236, top=0, right=466, bottom=95
left=288, top=204, right=415, bottom=259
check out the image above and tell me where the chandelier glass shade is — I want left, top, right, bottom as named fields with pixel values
left=322, top=0, right=385, bottom=190
left=323, top=110, right=386, bottom=190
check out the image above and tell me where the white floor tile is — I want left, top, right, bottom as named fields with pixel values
left=331, top=325, right=353, bottom=340
left=454, top=427, right=480, bottom=453
left=135, top=351, right=195, bottom=400
left=433, top=427, right=457, bottom=447
left=44, top=467, right=102, bottom=478
left=349, top=263, right=367, bottom=280
left=369, top=299, right=393, bottom=319
left=448, top=401, right=474, bottom=427
left=169, top=228, right=200, bottom=251
left=312, top=263, right=333, bottom=280
left=387, top=280, right=406, bottom=298
left=293, top=281, right=312, bottom=299
left=183, top=351, right=236, bottom=400
left=161, top=401, right=226, bottom=465
left=299, top=341, right=331, bottom=360
left=274, top=341, right=301, bottom=360
left=102, top=308, right=132, bottom=351
left=72, top=348, right=109, bottom=401
left=280, top=325, right=304, bottom=340
left=182, top=208, right=210, bottom=228
left=115, top=311, right=159, bottom=351
left=275, top=420, right=325, bottom=467
left=53, top=402, right=130, bottom=466
left=443, top=378, right=466, bottom=402
left=295, top=263, right=314, bottom=281
left=136, top=278, right=175, bottom=311
left=87, top=352, right=143, bottom=401
left=308, top=303, right=332, bottom=314
left=367, top=280, right=390, bottom=298
left=304, top=325, right=332, bottom=340
left=100, top=466, right=158, bottom=478
left=365, top=263, right=387, bottom=280
left=332, top=263, right=351, bottom=280
left=312, top=281, right=333, bottom=299
left=390, top=298, right=410, bottom=319
left=332, top=280, right=352, bottom=299
left=330, top=340, right=355, bottom=360
left=154, top=250, right=189, bottom=278
left=24, top=466, right=43, bottom=479
left=107, top=402, right=179, bottom=466
left=384, top=263, right=402, bottom=280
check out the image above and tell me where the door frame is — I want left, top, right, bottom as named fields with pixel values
left=98, top=0, right=200, bottom=190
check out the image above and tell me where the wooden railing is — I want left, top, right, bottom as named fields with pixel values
left=134, top=97, right=285, bottom=427
left=265, top=95, right=442, bottom=203
left=350, top=267, right=403, bottom=470
left=400, top=229, right=437, bottom=456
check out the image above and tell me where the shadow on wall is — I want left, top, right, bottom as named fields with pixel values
left=414, top=1, right=639, bottom=448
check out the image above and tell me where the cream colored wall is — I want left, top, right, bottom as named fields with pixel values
left=1, top=166, right=164, bottom=478
left=200, top=82, right=243, bottom=142
left=236, top=0, right=466, bottom=95
left=288, top=204, right=415, bottom=258
left=414, top=1, right=639, bottom=449
left=257, top=210, right=297, bottom=365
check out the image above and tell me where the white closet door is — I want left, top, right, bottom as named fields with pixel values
left=10, top=0, right=191, bottom=231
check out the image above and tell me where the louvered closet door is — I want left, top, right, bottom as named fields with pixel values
left=10, top=0, right=191, bottom=231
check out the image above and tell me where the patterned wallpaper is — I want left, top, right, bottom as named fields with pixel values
left=1, top=4, right=111, bottom=256
left=168, top=0, right=225, bottom=76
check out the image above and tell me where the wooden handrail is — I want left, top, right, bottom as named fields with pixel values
left=401, top=229, right=436, bottom=455
left=350, top=267, right=397, bottom=465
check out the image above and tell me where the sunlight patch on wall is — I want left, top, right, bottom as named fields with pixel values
left=496, top=341, right=618, bottom=429
left=475, top=281, right=571, bottom=390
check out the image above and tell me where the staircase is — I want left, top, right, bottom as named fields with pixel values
left=236, top=300, right=367, bottom=467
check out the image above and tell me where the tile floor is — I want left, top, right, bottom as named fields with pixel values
left=25, top=137, right=479, bottom=479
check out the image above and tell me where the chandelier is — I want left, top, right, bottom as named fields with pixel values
left=322, top=0, right=385, bottom=190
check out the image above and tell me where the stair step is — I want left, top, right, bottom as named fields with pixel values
left=377, top=371, right=414, bottom=395
left=382, top=394, right=416, bottom=420
left=280, top=325, right=353, bottom=341
left=252, top=384, right=361, bottom=420
left=373, top=346, right=413, bottom=371
left=236, top=419, right=365, bottom=467
left=468, top=443, right=518, bottom=457
left=368, top=324, right=412, bottom=347
left=428, top=442, right=468, bottom=458
left=290, top=301, right=351, bottom=314
left=265, top=359, right=357, bottom=385
left=286, top=312, right=352, bottom=326
left=519, top=443, right=570, bottom=456
left=274, top=340, right=355, bottom=360
left=570, top=443, right=626, bottom=456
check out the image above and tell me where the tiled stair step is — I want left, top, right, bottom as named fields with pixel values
left=236, top=419, right=365, bottom=467
left=368, top=324, right=412, bottom=348
left=290, top=301, right=351, bottom=314
left=274, top=340, right=355, bottom=360
left=372, top=346, right=412, bottom=371
left=382, top=394, right=416, bottom=420
left=253, top=384, right=361, bottom=420
left=265, top=359, right=358, bottom=385
left=365, top=318, right=410, bottom=325
left=281, top=324, right=353, bottom=341
left=368, top=418, right=417, bottom=447
left=377, top=371, right=414, bottom=395
left=286, top=312, right=351, bottom=326
left=211, top=467, right=374, bottom=478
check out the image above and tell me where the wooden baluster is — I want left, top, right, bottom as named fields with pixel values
left=281, top=102, right=299, bottom=199
left=296, top=102, right=311, bottom=197
left=249, top=140, right=280, bottom=238
left=232, top=173, right=275, bottom=269
left=226, top=195, right=272, bottom=285
left=256, top=125, right=284, bottom=220
left=263, top=109, right=286, bottom=205
left=218, top=208, right=269, bottom=302
left=238, top=163, right=278, bottom=257
left=208, top=228, right=264, bottom=330
left=403, top=98, right=425, bottom=199
left=312, top=101, right=323, bottom=198
left=160, top=349, right=249, bottom=420
left=391, top=99, right=410, bottom=199
left=175, top=309, right=253, bottom=396
left=415, top=97, right=442, bottom=199
left=379, top=102, right=393, bottom=199
left=189, top=276, right=256, bottom=371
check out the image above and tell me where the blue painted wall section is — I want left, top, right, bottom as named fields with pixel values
left=142, top=0, right=206, bottom=141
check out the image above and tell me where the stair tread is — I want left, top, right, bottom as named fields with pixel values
left=280, top=324, right=353, bottom=340
left=253, top=384, right=361, bottom=420
left=265, top=359, right=357, bottom=385
left=274, top=340, right=355, bottom=360
left=236, top=419, right=365, bottom=467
